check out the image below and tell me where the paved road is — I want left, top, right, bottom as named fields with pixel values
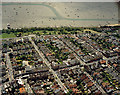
left=23, top=79, right=33, bottom=94
left=5, top=53, right=14, bottom=82
left=83, top=29, right=101, bottom=34
left=103, top=56, right=119, bottom=62
left=58, top=36, right=106, bottom=94
left=3, top=34, right=118, bottom=94
left=4, top=48, right=33, bottom=94
left=29, top=37, right=69, bottom=93
left=58, top=36, right=86, bottom=65
left=56, top=63, right=106, bottom=94
left=19, top=68, right=33, bottom=94
left=84, top=72, right=106, bottom=94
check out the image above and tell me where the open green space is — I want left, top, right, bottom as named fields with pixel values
left=0, top=33, right=16, bottom=38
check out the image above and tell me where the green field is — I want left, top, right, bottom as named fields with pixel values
left=0, top=30, right=84, bottom=39
left=33, top=30, right=59, bottom=35
left=0, top=33, right=16, bottom=38
left=0, top=28, right=98, bottom=39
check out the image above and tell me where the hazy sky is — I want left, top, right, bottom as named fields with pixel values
left=2, top=0, right=120, bottom=2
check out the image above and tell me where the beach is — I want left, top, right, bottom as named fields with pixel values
left=2, top=2, right=119, bottom=29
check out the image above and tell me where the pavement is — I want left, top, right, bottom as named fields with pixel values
left=23, top=79, right=33, bottom=94
left=84, top=72, right=106, bottom=94
left=3, top=35, right=119, bottom=94
left=5, top=53, right=14, bottom=82
left=57, top=36, right=107, bottom=94
left=57, top=36, right=86, bottom=66
left=29, top=37, right=69, bottom=93
left=83, top=29, right=101, bottom=34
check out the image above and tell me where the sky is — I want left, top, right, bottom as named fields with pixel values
left=1, top=0, right=120, bottom=2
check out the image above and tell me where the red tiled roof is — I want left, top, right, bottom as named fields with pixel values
left=46, top=53, right=53, bottom=56
left=69, top=84, right=77, bottom=88
left=102, top=82, right=110, bottom=88
left=100, top=60, right=106, bottom=64
left=72, top=88, right=79, bottom=93
left=87, top=81, right=94, bottom=87
left=80, top=74, right=87, bottom=80
left=19, top=87, right=26, bottom=93
left=93, top=72, right=100, bottom=76
left=113, top=64, right=118, bottom=67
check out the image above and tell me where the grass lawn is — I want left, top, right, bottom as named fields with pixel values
left=0, top=33, right=16, bottom=38
left=0, top=30, right=85, bottom=38
left=33, top=30, right=44, bottom=35
left=84, top=29, right=101, bottom=34
left=33, top=30, right=57, bottom=35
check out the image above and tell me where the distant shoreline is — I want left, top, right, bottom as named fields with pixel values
left=2, top=2, right=119, bottom=29
left=2, top=2, right=119, bottom=21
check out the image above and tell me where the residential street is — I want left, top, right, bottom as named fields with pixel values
left=29, top=37, right=69, bottom=93
left=5, top=53, right=14, bottom=82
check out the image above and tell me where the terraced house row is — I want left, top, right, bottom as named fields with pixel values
left=1, top=31, right=120, bottom=94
